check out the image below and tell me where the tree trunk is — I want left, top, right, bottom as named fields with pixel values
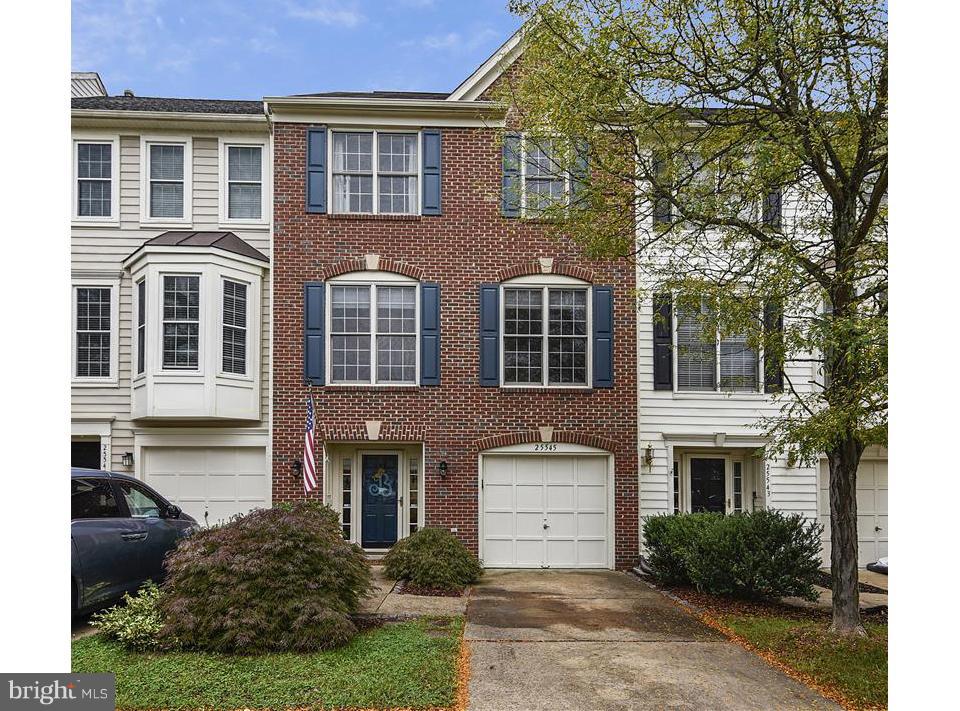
left=827, top=434, right=866, bottom=636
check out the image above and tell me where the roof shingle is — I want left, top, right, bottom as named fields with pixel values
left=71, top=96, right=264, bottom=115
left=131, top=231, right=269, bottom=263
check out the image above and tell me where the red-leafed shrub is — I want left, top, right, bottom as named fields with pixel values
left=159, top=501, right=372, bottom=653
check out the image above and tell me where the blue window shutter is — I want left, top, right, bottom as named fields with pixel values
left=304, top=282, right=324, bottom=385
left=652, top=151, right=672, bottom=224
left=501, top=133, right=521, bottom=218
left=653, top=293, right=673, bottom=390
left=570, top=138, right=589, bottom=208
left=420, top=282, right=441, bottom=385
left=306, top=127, right=326, bottom=214
left=421, top=129, right=442, bottom=216
left=592, top=286, right=614, bottom=388
left=762, top=188, right=782, bottom=227
left=763, top=300, right=784, bottom=393
left=479, top=284, right=500, bottom=386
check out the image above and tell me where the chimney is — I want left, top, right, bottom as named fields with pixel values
left=123, top=89, right=134, bottom=97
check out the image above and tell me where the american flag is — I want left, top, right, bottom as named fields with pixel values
left=303, top=395, right=318, bottom=494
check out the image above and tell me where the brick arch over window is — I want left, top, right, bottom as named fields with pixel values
left=495, top=260, right=595, bottom=283
left=473, top=430, right=618, bottom=453
left=321, top=255, right=424, bottom=281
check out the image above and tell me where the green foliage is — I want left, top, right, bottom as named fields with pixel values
left=159, top=501, right=373, bottom=654
left=383, top=528, right=483, bottom=592
left=643, top=510, right=823, bottom=601
left=73, top=617, right=464, bottom=711
left=91, top=582, right=164, bottom=651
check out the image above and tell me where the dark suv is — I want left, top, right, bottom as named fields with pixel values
left=71, top=468, right=198, bottom=615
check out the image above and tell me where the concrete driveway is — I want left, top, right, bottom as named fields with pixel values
left=466, top=570, right=839, bottom=711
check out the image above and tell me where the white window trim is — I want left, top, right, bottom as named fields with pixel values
left=140, top=135, right=193, bottom=227
left=158, top=271, right=203, bottom=375
left=71, top=279, right=120, bottom=386
left=218, top=137, right=270, bottom=227
left=325, top=273, right=420, bottom=387
left=672, top=297, right=765, bottom=395
left=72, top=134, right=120, bottom=226
left=519, top=134, right=571, bottom=218
left=327, top=128, right=422, bottom=216
left=218, top=275, right=253, bottom=381
left=134, top=277, right=146, bottom=381
left=499, top=275, right=592, bottom=389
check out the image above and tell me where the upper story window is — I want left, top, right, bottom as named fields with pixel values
left=502, top=283, right=590, bottom=387
left=676, top=297, right=760, bottom=393
left=501, top=134, right=584, bottom=219
left=331, top=130, right=419, bottom=215
left=523, top=138, right=569, bottom=213
left=222, top=279, right=248, bottom=375
left=141, top=137, right=192, bottom=223
left=73, top=137, right=119, bottom=223
left=224, top=144, right=264, bottom=221
left=328, top=281, right=418, bottom=385
left=162, top=275, right=200, bottom=370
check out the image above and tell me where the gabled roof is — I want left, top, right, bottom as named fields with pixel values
left=71, top=96, right=264, bottom=115
left=447, top=24, right=527, bottom=102
left=129, top=231, right=269, bottom=263
left=71, top=72, right=107, bottom=98
left=293, top=90, right=450, bottom=100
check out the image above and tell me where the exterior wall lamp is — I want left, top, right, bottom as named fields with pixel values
left=438, top=460, right=448, bottom=478
left=292, top=458, right=303, bottom=477
left=643, top=444, right=654, bottom=467
left=121, top=452, right=134, bottom=468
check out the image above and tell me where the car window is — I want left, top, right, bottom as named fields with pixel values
left=72, top=478, right=122, bottom=520
left=116, top=481, right=165, bottom=518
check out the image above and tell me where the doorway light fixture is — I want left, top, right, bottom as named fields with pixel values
left=121, top=452, right=134, bottom=468
left=438, top=460, right=448, bottom=478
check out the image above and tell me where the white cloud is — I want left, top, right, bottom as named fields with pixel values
left=405, top=26, right=499, bottom=54
left=283, top=1, right=365, bottom=27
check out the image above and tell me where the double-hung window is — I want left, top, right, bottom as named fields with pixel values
left=676, top=297, right=760, bottom=392
left=503, top=286, right=589, bottom=387
left=142, top=138, right=191, bottom=222
left=331, top=131, right=418, bottom=214
left=329, top=283, right=417, bottom=384
left=136, top=279, right=146, bottom=375
left=76, top=143, right=113, bottom=218
left=222, top=280, right=248, bottom=375
left=523, top=137, right=568, bottom=214
left=162, top=275, right=200, bottom=370
left=225, top=144, right=263, bottom=220
left=74, top=287, right=113, bottom=379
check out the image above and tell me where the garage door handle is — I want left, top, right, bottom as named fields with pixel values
left=121, top=532, right=147, bottom=542
left=543, top=522, right=550, bottom=529
left=874, top=526, right=881, bottom=532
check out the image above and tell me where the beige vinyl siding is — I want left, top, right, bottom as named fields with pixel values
left=72, top=125, right=271, bottom=471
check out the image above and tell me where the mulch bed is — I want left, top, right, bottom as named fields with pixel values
left=814, top=571, right=887, bottom=595
left=394, top=580, right=466, bottom=597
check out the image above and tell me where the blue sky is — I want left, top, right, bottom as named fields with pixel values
left=72, top=0, right=523, bottom=99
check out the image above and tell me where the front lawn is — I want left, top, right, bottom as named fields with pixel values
left=72, top=617, right=463, bottom=710
left=720, top=615, right=887, bottom=710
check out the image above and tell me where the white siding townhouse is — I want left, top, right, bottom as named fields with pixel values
left=70, top=74, right=273, bottom=525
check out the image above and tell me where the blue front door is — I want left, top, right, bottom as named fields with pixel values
left=361, top=454, right=399, bottom=548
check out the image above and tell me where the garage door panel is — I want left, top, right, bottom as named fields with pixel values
left=515, top=539, right=543, bottom=566
left=578, top=512, right=607, bottom=537
left=577, top=485, right=606, bottom=510
left=546, top=539, right=576, bottom=567
left=484, top=457, right=514, bottom=484
left=485, top=511, right=513, bottom=534
left=877, top=488, right=887, bottom=515
left=577, top=540, right=607, bottom=567
left=546, top=457, right=574, bottom=483
left=516, top=512, right=544, bottom=537
left=548, top=512, right=576, bottom=536
left=516, top=459, right=543, bottom=484
left=546, top=485, right=574, bottom=509
left=484, top=484, right=514, bottom=510
left=578, top=458, right=606, bottom=485
left=818, top=459, right=887, bottom=567
left=483, top=540, right=514, bottom=567
left=516, top=485, right=543, bottom=509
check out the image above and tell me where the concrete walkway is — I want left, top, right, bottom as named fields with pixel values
left=466, top=570, right=839, bottom=711
left=358, top=566, right=467, bottom=617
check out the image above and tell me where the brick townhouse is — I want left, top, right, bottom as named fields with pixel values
left=266, top=29, right=639, bottom=569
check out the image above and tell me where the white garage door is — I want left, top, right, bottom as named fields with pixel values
left=143, top=447, right=268, bottom=525
left=819, top=459, right=887, bottom=567
left=481, top=454, right=609, bottom=569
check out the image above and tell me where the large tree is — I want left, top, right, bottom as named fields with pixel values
left=503, top=0, right=887, bottom=635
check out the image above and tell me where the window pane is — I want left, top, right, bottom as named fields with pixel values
left=548, top=289, right=587, bottom=335
left=331, top=286, right=371, bottom=333
left=677, top=303, right=716, bottom=390
left=78, top=143, right=112, bottom=179
left=150, top=182, right=184, bottom=218
left=376, top=335, right=416, bottom=382
left=733, top=462, right=743, bottom=512
left=332, top=132, right=373, bottom=172
left=504, top=337, right=543, bottom=384
left=548, top=336, right=587, bottom=384
left=163, top=323, right=199, bottom=368
left=378, top=134, right=417, bottom=173
left=228, top=146, right=261, bottom=181
left=150, top=144, right=184, bottom=180
left=228, top=183, right=262, bottom=219
left=163, top=276, right=200, bottom=321
left=71, top=479, right=121, bottom=519
left=504, top=289, right=542, bottom=335
left=76, top=287, right=111, bottom=378
left=720, top=333, right=758, bottom=391
left=78, top=180, right=111, bottom=217
left=377, top=286, right=415, bottom=334
left=117, top=482, right=164, bottom=518
left=526, top=178, right=566, bottom=211
left=378, top=176, right=417, bottom=214
left=525, top=139, right=560, bottom=177
left=137, top=280, right=146, bottom=375
left=331, top=335, right=371, bottom=382
left=162, top=276, right=200, bottom=369
left=332, top=174, right=374, bottom=213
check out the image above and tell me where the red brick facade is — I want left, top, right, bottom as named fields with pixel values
left=271, top=120, right=639, bottom=569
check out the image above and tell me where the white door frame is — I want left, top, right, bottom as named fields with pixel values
left=477, top=442, right=615, bottom=570
left=679, top=451, right=748, bottom=514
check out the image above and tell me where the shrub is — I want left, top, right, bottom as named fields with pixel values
left=159, top=501, right=373, bottom=653
left=643, top=510, right=822, bottom=601
left=383, top=528, right=482, bottom=593
left=91, top=581, right=164, bottom=651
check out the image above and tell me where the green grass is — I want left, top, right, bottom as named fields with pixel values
left=72, top=617, right=463, bottom=710
left=721, top=615, right=887, bottom=709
